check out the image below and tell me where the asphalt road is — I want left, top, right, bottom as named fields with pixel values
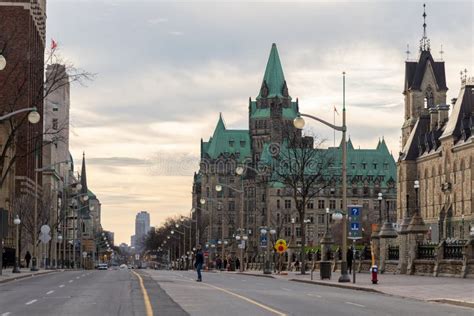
left=1, top=269, right=471, bottom=316
left=0, top=269, right=184, bottom=316
left=145, top=270, right=473, bottom=316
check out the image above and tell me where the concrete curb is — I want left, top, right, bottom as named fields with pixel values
left=289, top=278, right=382, bottom=294
left=237, top=272, right=275, bottom=279
left=428, top=299, right=474, bottom=309
left=0, top=270, right=57, bottom=285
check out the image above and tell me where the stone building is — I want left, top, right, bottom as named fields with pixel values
left=193, top=44, right=396, bottom=262
left=397, top=17, right=473, bottom=243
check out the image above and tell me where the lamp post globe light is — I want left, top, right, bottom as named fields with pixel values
left=57, top=234, right=63, bottom=268
left=0, top=54, right=6, bottom=70
left=13, top=215, right=21, bottom=273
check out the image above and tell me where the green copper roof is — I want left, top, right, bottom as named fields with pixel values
left=260, top=138, right=396, bottom=188
left=257, top=43, right=289, bottom=99
left=201, top=114, right=251, bottom=163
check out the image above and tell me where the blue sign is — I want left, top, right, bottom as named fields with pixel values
left=347, top=205, right=362, bottom=239
left=260, top=235, right=268, bottom=248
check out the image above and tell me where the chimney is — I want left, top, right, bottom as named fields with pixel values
left=437, top=104, right=450, bottom=126
left=429, top=107, right=438, bottom=131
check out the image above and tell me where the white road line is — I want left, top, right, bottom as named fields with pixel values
left=241, top=279, right=247, bottom=282
left=46, top=290, right=54, bottom=295
left=68, top=280, right=73, bottom=283
left=76, top=276, right=80, bottom=279
left=2, top=312, right=11, bottom=316
left=59, top=284, right=65, bottom=288
left=25, top=299, right=37, bottom=305
left=81, top=274, right=86, bottom=277
left=307, top=293, right=322, bottom=298
left=281, top=287, right=291, bottom=292
left=345, top=302, right=365, bottom=308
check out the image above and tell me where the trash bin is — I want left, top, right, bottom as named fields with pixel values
left=320, top=261, right=332, bottom=280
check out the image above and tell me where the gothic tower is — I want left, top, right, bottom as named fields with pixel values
left=249, top=43, right=299, bottom=163
left=401, top=5, right=448, bottom=148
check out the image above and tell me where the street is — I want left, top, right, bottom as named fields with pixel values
left=0, top=269, right=472, bottom=315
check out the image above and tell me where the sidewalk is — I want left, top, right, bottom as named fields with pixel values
left=0, top=268, right=57, bottom=284
left=234, top=270, right=474, bottom=308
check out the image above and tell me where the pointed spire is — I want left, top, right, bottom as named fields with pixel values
left=212, top=113, right=226, bottom=138
left=80, top=151, right=88, bottom=194
left=419, top=3, right=430, bottom=52
left=257, top=43, right=289, bottom=99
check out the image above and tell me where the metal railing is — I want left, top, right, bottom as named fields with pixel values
left=417, top=243, right=436, bottom=260
left=443, top=240, right=466, bottom=260
left=388, top=245, right=399, bottom=260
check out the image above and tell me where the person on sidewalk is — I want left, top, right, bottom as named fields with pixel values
left=194, top=245, right=204, bottom=282
left=347, top=247, right=354, bottom=274
left=235, top=258, right=240, bottom=271
left=25, top=251, right=31, bottom=269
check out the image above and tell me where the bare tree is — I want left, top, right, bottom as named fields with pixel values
left=263, top=129, right=333, bottom=274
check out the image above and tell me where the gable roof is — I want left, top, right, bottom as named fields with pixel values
left=404, top=50, right=447, bottom=92
left=201, top=114, right=251, bottom=163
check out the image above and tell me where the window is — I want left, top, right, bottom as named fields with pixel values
left=318, top=200, right=325, bottom=209
left=261, top=194, right=266, bottom=202
left=296, top=227, right=301, bottom=237
left=284, top=214, right=291, bottom=223
left=329, top=200, right=336, bottom=209
left=277, top=200, right=280, bottom=209
left=362, top=163, right=366, bottom=170
left=52, top=118, right=58, bottom=130
left=285, top=200, right=291, bottom=209
left=229, top=140, right=234, bottom=147
left=240, top=141, right=246, bottom=147
left=307, top=200, right=314, bottom=209
left=318, top=214, right=325, bottom=224
left=373, top=163, right=377, bottom=170
left=285, top=227, right=291, bottom=237
left=384, top=163, right=388, bottom=170
left=228, top=201, right=235, bottom=211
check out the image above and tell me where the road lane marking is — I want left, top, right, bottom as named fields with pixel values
left=59, top=285, right=65, bottom=288
left=202, top=282, right=287, bottom=316
left=81, top=274, right=85, bottom=277
left=76, top=276, right=80, bottom=279
left=131, top=271, right=153, bottom=316
left=2, top=312, right=11, bottom=316
left=46, top=290, right=55, bottom=295
left=307, top=293, right=322, bottom=298
left=68, top=280, right=73, bottom=283
left=25, top=299, right=37, bottom=305
left=345, top=302, right=365, bottom=308
left=281, top=287, right=291, bottom=291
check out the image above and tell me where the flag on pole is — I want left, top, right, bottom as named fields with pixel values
left=51, top=39, right=58, bottom=50
left=334, top=105, right=339, bottom=115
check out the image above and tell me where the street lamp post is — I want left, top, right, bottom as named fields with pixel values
left=57, top=234, right=63, bottom=269
left=293, top=72, right=350, bottom=282
left=12, top=215, right=21, bottom=273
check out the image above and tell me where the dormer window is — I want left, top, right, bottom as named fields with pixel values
left=373, top=163, right=377, bottom=170
left=229, top=140, right=234, bottom=147
left=240, top=141, right=246, bottom=147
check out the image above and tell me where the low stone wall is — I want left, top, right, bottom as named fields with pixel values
left=437, top=260, right=463, bottom=277
left=464, top=260, right=474, bottom=278
left=412, top=259, right=435, bottom=276
left=384, top=260, right=398, bottom=274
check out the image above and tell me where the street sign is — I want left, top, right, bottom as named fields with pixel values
left=82, top=251, right=88, bottom=258
left=348, top=205, right=363, bottom=240
left=260, top=234, right=268, bottom=248
left=39, top=233, right=51, bottom=244
left=40, top=225, right=50, bottom=234
left=275, top=239, right=287, bottom=254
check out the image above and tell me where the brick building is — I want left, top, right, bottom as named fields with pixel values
left=0, top=0, right=47, bottom=247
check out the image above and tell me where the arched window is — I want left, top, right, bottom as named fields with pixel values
left=424, top=86, right=434, bottom=108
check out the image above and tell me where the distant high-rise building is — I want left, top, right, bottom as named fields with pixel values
left=134, top=211, right=150, bottom=250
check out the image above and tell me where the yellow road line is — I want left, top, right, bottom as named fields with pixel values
left=132, top=271, right=153, bottom=316
left=203, top=282, right=287, bottom=316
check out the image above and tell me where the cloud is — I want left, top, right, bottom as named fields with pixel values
left=48, top=1, right=473, bottom=244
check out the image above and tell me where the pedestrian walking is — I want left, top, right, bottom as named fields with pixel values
left=223, top=258, right=228, bottom=270
left=25, top=251, right=31, bottom=268
left=194, top=245, right=204, bottom=282
left=347, top=247, right=354, bottom=274
left=235, top=258, right=240, bottom=271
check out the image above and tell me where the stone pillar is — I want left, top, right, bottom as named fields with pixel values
left=397, top=232, right=409, bottom=274
left=371, top=235, right=380, bottom=266
left=379, top=238, right=387, bottom=273
left=379, top=222, right=398, bottom=274
left=406, top=212, right=428, bottom=275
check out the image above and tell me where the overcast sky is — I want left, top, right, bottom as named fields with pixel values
left=47, top=0, right=473, bottom=244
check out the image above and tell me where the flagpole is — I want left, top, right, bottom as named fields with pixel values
left=333, top=107, right=336, bottom=148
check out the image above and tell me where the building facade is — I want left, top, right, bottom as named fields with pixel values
left=135, top=211, right=151, bottom=251
left=193, top=44, right=397, bottom=262
left=397, top=35, right=473, bottom=242
left=0, top=0, right=47, bottom=248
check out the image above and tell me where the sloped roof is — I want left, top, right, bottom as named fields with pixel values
left=201, top=114, right=251, bottom=163
left=257, top=43, right=290, bottom=100
left=441, top=82, right=474, bottom=140
left=404, top=50, right=447, bottom=92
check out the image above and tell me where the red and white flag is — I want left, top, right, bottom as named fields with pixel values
left=334, top=105, right=339, bottom=115
left=51, top=39, right=58, bottom=50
